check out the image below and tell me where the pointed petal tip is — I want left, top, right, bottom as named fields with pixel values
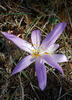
left=35, top=60, right=47, bottom=91
left=61, top=71, right=64, bottom=77
left=38, top=75, right=47, bottom=91
left=1, top=31, right=4, bottom=34
left=11, top=73, right=14, bottom=76
left=61, top=55, right=68, bottom=62
left=11, top=69, right=20, bottom=76
left=62, top=22, right=66, bottom=25
left=2, top=32, right=6, bottom=35
left=65, top=57, right=68, bottom=62
left=60, top=22, right=66, bottom=28
left=32, top=29, right=40, bottom=33
left=11, top=71, right=17, bottom=76
left=40, top=85, right=46, bottom=91
left=57, top=22, right=66, bottom=31
left=52, top=54, right=68, bottom=63
left=63, top=22, right=66, bottom=25
left=2, top=31, right=9, bottom=35
left=62, top=54, right=68, bottom=62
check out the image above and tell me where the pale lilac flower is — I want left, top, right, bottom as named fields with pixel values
left=2, top=22, right=68, bottom=90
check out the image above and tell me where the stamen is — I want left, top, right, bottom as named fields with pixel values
left=41, top=47, right=45, bottom=51
left=34, top=44, right=38, bottom=46
left=40, top=47, right=50, bottom=55
left=45, top=52, right=49, bottom=55
left=32, top=49, right=40, bottom=58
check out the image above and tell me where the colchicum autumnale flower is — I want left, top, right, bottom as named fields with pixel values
left=2, top=22, right=68, bottom=90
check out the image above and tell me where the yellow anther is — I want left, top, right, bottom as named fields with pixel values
left=34, top=44, right=38, bottom=46
left=45, top=52, right=49, bottom=55
left=41, top=47, right=49, bottom=55
left=32, top=49, right=40, bottom=58
left=41, top=47, right=45, bottom=51
left=32, top=53, right=34, bottom=58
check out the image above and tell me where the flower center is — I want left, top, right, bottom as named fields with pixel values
left=32, top=44, right=50, bottom=58
left=32, top=49, right=40, bottom=58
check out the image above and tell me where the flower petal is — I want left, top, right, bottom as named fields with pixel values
left=52, top=54, right=68, bottom=63
left=39, top=44, right=59, bottom=55
left=43, top=55, right=64, bottom=77
left=2, top=32, right=34, bottom=53
left=41, top=22, right=66, bottom=49
left=31, top=30, right=41, bottom=48
left=12, top=55, right=34, bottom=75
left=35, top=59, right=47, bottom=90
left=46, top=44, right=59, bottom=53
